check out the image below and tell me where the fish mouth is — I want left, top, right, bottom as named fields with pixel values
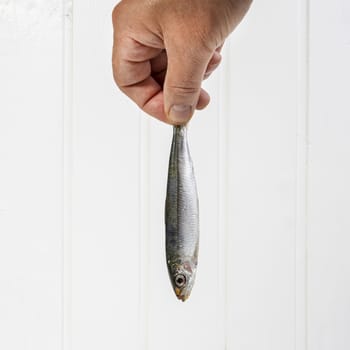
left=177, top=294, right=189, bottom=302
left=175, top=287, right=190, bottom=302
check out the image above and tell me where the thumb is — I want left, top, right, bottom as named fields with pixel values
left=164, top=42, right=212, bottom=124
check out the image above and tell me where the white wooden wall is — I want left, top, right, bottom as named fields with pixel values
left=1, top=1, right=349, bottom=349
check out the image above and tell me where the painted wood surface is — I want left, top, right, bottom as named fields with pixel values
left=1, top=0, right=350, bottom=349
left=225, top=1, right=299, bottom=349
left=0, top=1, right=64, bottom=349
left=308, top=0, right=350, bottom=349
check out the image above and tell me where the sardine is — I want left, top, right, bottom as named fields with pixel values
left=165, top=125, right=199, bottom=302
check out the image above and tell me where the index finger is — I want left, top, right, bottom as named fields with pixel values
left=112, top=36, right=168, bottom=123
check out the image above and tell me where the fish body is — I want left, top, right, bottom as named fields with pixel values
left=165, top=125, right=199, bottom=302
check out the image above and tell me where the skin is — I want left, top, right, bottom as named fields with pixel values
left=112, top=0, right=253, bottom=125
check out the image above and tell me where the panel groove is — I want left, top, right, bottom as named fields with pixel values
left=63, top=1, right=73, bottom=349
left=296, top=0, right=309, bottom=349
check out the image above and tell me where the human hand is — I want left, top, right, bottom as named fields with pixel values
left=112, top=0, right=252, bottom=125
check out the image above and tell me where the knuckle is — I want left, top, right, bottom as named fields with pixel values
left=111, top=62, right=127, bottom=88
left=111, top=59, right=120, bottom=83
left=113, top=72, right=128, bottom=89
left=112, top=70, right=124, bottom=89
left=168, top=84, right=199, bottom=96
left=112, top=3, right=122, bottom=22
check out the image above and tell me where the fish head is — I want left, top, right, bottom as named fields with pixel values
left=167, top=258, right=197, bottom=302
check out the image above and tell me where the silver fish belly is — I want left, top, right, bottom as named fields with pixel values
left=165, top=125, right=199, bottom=302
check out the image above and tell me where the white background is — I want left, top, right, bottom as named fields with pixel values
left=1, top=0, right=350, bottom=349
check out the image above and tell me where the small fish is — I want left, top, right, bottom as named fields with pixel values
left=165, top=125, right=199, bottom=302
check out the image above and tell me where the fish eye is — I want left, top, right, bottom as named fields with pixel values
left=174, top=274, right=186, bottom=288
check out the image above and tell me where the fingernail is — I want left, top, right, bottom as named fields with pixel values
left=169, top=105, right=192, bottom=124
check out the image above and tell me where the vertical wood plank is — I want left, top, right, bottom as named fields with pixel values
left=225, top=2, right=299, bottom=349
left=137, top=114, right=151, bottom=350
left=0, top=1, right=64, bottom=349
left=63, top=1, right=73, bottom=349
left=308, top=0, right=350, bottom=349
left=71, top=1, right=140, bottom=349
left=217, top=44, right=231, bottom=349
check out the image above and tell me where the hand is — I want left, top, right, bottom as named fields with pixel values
left=112, top=0, right=252, bottom=125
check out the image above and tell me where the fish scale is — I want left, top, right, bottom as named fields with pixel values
left=165, top=125, right=199, bottom=301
